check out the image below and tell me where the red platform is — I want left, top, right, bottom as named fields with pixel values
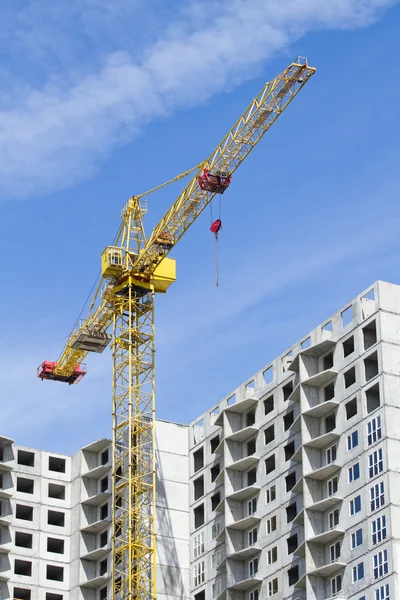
left=37, top=361, right=87, bottom=385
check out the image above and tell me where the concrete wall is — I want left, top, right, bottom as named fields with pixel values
left=188, top=281, right=400, bottom=600
left=0, top=442, right=72, bottom=600
left=155, top=419, right=190, bottom=600
left=0, top=420, right=190, bottom=600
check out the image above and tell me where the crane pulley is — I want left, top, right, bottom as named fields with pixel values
left=37, top=56, right=316, bottom=600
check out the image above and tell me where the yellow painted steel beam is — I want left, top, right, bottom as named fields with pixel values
left=133, top=57, right=315, bottom=275
left=54, top=57, right=315, bottom=381
left=46, top=57, right=316, bottom=600
left=111, top=280, right=156, bottom=600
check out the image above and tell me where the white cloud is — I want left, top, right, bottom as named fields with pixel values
left=0, top=0, right=397, bottom=199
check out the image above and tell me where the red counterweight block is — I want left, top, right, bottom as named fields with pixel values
left=37, top=361, right=87, bottom=385
left=198, top=169, right=232, bottom=194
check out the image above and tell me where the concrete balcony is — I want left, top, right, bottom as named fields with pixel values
left=226, top=456, right=259, bottom=472
left=289, top=414, right=302, bottom=433
left=288, top=383, right=301, bottom=402
left=0, top=537, right=11, bottom=555
left=292, top=476, right=304, bottom=494
left=80, top=546, right=109, bottom=561
left=81, top=471, right=111, bottom=507
left=302, top=400, right=339, bottom=419
left=225, top=484, right=260, bottom=502
left=81, top=519, right=110, bottom=534
left=214, top=396, right=258, bottom=427
left=79, top=555, right=109, bottom=589
left=0, top=526, right=11, bottom=554
left=216, top=553, right=226, bottom=572
left=216, top=528, right=226, bottom=543
left=81, top=491, right=111, bottom=506
left=303, top=431, right=340, bottom=449
left=226, top=515, right=260, bottom=531
left=228, top=544, right=261, bottom=560
left=0, top=461, right=12, bottom=473
left=307, top=528, right=345, bottom=545
left=304, top=462, right=340, bottom=481
left=306, top=495, right=343, bottom=512
left=215, top=498, right=225, bottom=513
left=81, top=439, right=110, bottom=454
left=225, top=426, right=259, bottom=444
left=80, top=574, right=109, bottom=588
left=294, top=541, right=306, bottom=557
left=80, top=439, right=110, bottom=481
left=0, top=556, right=11, bottom=581
left=307, top=560, right=346, bottom=578
left=228, top=575, right=262, bottom=592
left=292, top=445, right=303, bottom=462
left=214, top=411, right=224, bottom=427
left=0, top=514, right=11, bottom=527
left=293, top=509, right=305, bottom=525
left=0, top=437, right=14, bottom=473
left=215, top=439, right=225, bottom=455
left=303, top=368, right=338, bottom=388
left=0, top=488, right=12, bottom=499
left=294, top=572, right=307, bottom=589
left=224, top=397, right=258, bottom=416
left=82, top=465, right=110, bottom=479
left=215, top=469, right=225, bottom=485
left=290, top=339, right=336, bottom=373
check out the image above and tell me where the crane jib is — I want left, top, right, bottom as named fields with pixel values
left=37, top=58, right=316, bottom=384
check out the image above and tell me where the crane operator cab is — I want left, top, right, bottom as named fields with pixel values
left=197, top=168, right=232, bottom=194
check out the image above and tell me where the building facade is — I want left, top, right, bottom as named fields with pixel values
left=189, top=281, right=400, bottom=600
left=2, top=280, right=400, bottom=600
left=0, top=420, right=190, bottom=600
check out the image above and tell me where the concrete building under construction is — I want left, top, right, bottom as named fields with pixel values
left=0, top=421, right=190, bottom=600
left=1, top=280, right=400, bottom=600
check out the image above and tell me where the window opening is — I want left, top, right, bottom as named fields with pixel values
left=343, top=336, right=355, bottom=358
left=363, top=319, right=377, bottom=350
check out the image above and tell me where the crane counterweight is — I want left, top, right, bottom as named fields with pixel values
left=37, top=360, right=87, bottom=384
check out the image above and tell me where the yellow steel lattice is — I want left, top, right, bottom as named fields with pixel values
left=41, top=57, right=316, bottom=600
left=112, top=286, right=156, bottom=600
left=53, top=57, right=315, bottom=382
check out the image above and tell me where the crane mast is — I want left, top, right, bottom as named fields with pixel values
left=38, top=57, right=315, bottom=600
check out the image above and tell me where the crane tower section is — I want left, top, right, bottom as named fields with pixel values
left=37, top=57, right=316, bottom=600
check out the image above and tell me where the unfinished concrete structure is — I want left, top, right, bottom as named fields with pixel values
left=1, top=280, right=400, bottom=600
left=0, top=421, right=189, bottom=600
left=189, top=281, right=399, bottom=600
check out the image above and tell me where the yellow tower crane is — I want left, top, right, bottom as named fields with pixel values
left=38, top=56, right=315, bottom=600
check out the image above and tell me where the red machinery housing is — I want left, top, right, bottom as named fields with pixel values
left=37, top=361, right=87, bottom=385
left=198, top=169, right=231, bottom=194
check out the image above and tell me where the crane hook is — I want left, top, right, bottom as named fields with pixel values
left=210, top=219, right=222, bottom=287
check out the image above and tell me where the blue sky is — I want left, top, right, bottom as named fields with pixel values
left=1, top=0, right=400, bottom=454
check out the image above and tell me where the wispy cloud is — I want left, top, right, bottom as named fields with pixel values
left=0, top=0, right=397, bottom=199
